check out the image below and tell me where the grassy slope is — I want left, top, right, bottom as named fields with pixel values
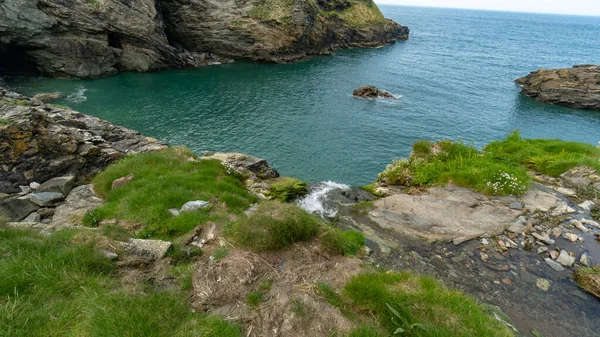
left=0, top=228, right=240, bottom=337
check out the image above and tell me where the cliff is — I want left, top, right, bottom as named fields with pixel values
left=0, top=0, right=409, bottom=78
left=516, top=65, right=600, bottom=110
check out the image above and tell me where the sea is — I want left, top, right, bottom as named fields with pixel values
left=7, top=5, right=600, bottom=186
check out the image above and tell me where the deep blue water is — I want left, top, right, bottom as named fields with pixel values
left=8, top=6, right=600, bottom=186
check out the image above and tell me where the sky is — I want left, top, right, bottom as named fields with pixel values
left=374, top=0, right=600, bottom=16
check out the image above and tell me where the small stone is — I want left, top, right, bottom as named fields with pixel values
left=120, top=238, right=172, bottom=259
left=168, top=208, right=180, bottom=217
left=22, top=212, right=41, bottom=223
left=536, top=278, right=551, bottom=291
left=29, top=182, right=40, bottom=190
left=549, top=250, right=559, bottom=259
left=544, top=258, right=565, bottom=272
left=100, top=249, right=118, bottom=260
left=537, top=246, right=548, bottom=254
left=509, top=202, right=523, bottom=210
left=581, top=219, right=600, bottom=228
left=551, top=227, right=563, bottom=238
left=580, top=253, right=591, bottom=266
left=505, top=238, right=518, bottom=248
left=564, top=233, right=578, bottom=242
left=37, top=176, right=75, bottom=195
left=480, top=253, right=489, bottom=262
left=181, top=200, right=211, bottom=212
left=481, top=238, right=489, bottom=245
left=574, top=222, right=589, bottom=233
left=30, top=192, right=65, bottom=206
left=501, top=278, right=512, bottom=285
left=508, top=222, right=526, bottom=234
left=111, top=174, right=134, bottom=190
left=532, top=232, right=555, bottom=245
left=578, top=200, right=595, bottom=211
left=556, top=250, right=575, bottom=267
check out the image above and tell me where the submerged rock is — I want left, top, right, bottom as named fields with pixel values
left=32, top=93, right=63, bottom=102
left=516, top=65, right=600, bottom=110
left=352, top=85, right=397, bottom=99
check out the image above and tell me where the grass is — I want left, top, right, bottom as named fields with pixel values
left=266, top=177, right=308, bottom=202
left=485, top=130, right=600, bottom=177
left=248, top=0, right=296, bottom=23
left=246, top=280, right=272, bottom=307
left=86, top=147, right=256, bottom=238
left=0, top=118, right=8, bottom=125
left=573, top=265, right=600, bottom=299
left=342, top=271, right=514, bottom=337
left=0, top=228, right=241, bottom=337
left=322, top=227, right=365, bottom=256
left=378, top=131, right=600, bottom=196
left=378, top=139, right=530, bottom=196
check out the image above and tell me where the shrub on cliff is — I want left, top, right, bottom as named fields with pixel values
left=87, top=147, right=256, bottom=237
left=228, top=201, right=321, bottom=251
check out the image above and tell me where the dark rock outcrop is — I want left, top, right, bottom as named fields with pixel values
left=516, top=65, right=600, bottom=110
left=353, top=85, right=396, bottom=99
left=0, top=0, right=408, bottom=78
left=0, top=88, right=168, bottom=195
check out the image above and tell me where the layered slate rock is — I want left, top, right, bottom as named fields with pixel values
left=516, top=65, right=600, bottom=110
left=0, top=88, right=167, bottom=194
left=0, top=0, right=408, bottom=78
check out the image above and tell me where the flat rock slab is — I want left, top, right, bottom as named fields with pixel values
left=30, top=192, right=65, bottom=207
left=50, top=185, right=103, bottom=227
left=369, top=185, right=521, bottom=245
left=37, top=175, right=75, bottom=195
left=520, top=189, right=560, bottom=213
left=0, top=196, right=39, bottom=221
left=181, top=200, right=210, bottom=212
left=121, top=238, right=172, bottom=259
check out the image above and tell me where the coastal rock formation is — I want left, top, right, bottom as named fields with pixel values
left=0, top=88, right=168, bottom=195
left=516, top=65, right=600, bottom=110
left=352, top=85, right=396, bottom=99
left=0, top=0, right=409, bottom=78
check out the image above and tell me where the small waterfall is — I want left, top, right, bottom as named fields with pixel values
left=66, top=85, right=87, bottom=103
left=297, top=181, right=350, bottom=218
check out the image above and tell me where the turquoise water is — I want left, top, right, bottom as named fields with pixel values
left=7, top=6, right=600, bottom=186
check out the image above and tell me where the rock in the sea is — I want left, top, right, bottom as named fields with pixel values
left=37, top=176, right=75, bottom=195
left=30, top=192, right=64, bottom=207
left=32, top=93, right=62, bottom=102
left=352, top=85, right=397, bottom=99
left=0, top=0, right=408, bottom=78
left=181, top=200, right=211, bottom=212
left=516, top=65, right=600, bottom=110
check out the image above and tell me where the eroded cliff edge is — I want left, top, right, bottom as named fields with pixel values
left=0, top=0, right=409, bottom=78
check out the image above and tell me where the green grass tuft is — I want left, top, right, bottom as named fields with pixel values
left=228, top=201, right=321, bottom=251
left=485, top=130, right=600, bottom=177
left=322, top=227, right=365, bottom=256
left=88, top=147, right=256, bottom=238
left=412, top=140, right=433, bottom=157
left=573, top=265, right=600, bottom=299
left=266, top=177, right=308, bottom=202
left=342, top=271, right=514, bottom=337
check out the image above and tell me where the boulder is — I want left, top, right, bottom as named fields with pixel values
left=556, top=250, right=575, bottom=267
left=37, top=176, right=75, bottom=195
left=368, top=185, right=521, bottom=244
left=32, top=93, right=62, bottom=102
left=181, top=200, right=211, bottom=212
left=352, top=85, right=397, bottom=99
left=50, top=185, right=103, bottom=227
left=29, top=192, right=64, bottom=207
left=0, top=196, right=39, bottom=221
left=516, top=65, right=600, bottom=110
left=22, top=212, right=41, bottom=223
left=120, top=238, right=172, bottom=259
left=111, top=174, right=134, bottom=190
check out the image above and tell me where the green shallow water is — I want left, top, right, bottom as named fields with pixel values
left=7, top=6, right=600, bottom=186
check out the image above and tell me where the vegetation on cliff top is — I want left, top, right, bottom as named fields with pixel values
left=377, top=131, right=600, bottom=196
left=0, top=228, right=240, bottom=337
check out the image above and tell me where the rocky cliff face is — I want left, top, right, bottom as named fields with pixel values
left=0, top=87, right=168, bottom=195
left=516, top=65, right=600, bottom=110
left=0, top=0, right=409, bottom=78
